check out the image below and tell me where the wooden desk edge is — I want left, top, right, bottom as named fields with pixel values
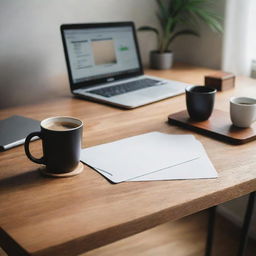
left=1, top=181, right=255, bottom=256
left=0, top=228, right=29, bottom=256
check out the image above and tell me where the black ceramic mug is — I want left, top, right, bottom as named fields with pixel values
left=186, top=86, right=216, bottom=121
left=24, top=116, right=83, bottom=174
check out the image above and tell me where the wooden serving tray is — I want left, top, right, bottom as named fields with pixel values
left=168, top=109, right=256, bottom=144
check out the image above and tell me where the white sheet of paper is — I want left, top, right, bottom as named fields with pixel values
left=81, top=132, right=200, bottom=183
left=130, top=142, right=217, bottom=181
left=93, top=141, right=217, bottom=183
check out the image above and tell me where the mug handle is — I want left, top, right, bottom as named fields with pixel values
left=24, top=132, right=45, bottom=164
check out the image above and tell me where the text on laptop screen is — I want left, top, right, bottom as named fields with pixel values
left=64, top=26, right=140, bottom=84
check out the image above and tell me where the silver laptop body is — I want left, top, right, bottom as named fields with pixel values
left=61, top=22, right=191, bottom=109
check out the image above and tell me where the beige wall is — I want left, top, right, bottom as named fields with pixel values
left=0, top=0, right=158, bottom=108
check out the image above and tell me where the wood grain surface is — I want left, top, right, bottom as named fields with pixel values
left=0, top=63, right=256, bottom=256
left=168, top=109, right=256, bottom=144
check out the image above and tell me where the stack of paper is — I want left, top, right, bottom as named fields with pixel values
left=80, top=132, right=217, bottom=183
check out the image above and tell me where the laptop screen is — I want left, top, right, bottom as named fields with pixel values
left=62, top=24, right=141, bottom=85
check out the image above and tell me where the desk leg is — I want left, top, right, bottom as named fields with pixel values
left=237, top=191, right=255, bottom=256
left=204, top=206, right=216, bottom=256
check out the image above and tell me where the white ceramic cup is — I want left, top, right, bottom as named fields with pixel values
left=230, top=97, right=256, bottom=128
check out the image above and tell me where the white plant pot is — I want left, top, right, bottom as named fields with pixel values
left=150, top=51, right=173, bottom=70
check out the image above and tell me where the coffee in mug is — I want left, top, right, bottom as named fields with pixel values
left=44, top=121, right=79, bottom=131
left=230, top=97, right=256, bottom=128
left=24, top=116, right=83, bottom=176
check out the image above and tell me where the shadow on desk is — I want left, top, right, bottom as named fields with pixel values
left=0, top=169, right=54, bottom=193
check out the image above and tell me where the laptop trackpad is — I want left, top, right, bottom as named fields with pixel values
left=137, top=85, right=184, bottom=98
left=110, top=85, right=184, bottom=107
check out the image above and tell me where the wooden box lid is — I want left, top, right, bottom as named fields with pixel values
left=205, top=71, right=235, bottom=80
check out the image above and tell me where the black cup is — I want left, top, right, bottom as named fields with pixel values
left=24, top=116, right=83, bottom=174
left=186, top=86, right=216, bottom=121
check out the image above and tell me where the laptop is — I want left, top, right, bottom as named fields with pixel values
left=60, top=22, right=191, bottom=109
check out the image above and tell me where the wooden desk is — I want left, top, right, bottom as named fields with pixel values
left=0, top=64, right=255, bottom=256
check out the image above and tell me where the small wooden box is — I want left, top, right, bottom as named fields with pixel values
left=205, top=71, right=235, bottom=91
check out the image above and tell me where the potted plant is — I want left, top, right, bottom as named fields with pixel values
left=138, top=0, right=223, bottom=69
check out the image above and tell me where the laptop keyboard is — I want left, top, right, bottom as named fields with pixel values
left=88, top=78, right=160, bottom=98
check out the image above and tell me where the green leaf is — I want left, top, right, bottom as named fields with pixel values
left=170, top=0, right=189, bottom=17
left=165, top=17, right=174, bottom=35
left=156, top=0, right=169, bottom=20
left=188, top=7, right=223, bottom=33
left=156, top=11, right=165, bottom=30
left=137, top=26, right=159, bottom=36
left=156, top=0, right=169, bottom=31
